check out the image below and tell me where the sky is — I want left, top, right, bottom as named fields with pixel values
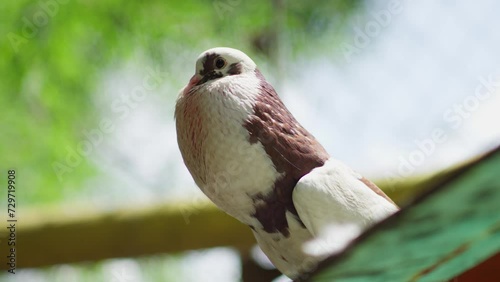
left=285, top=0, right=500, bottom=180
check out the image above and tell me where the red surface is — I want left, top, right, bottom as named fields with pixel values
left=452, top=252, right=500, bottom=282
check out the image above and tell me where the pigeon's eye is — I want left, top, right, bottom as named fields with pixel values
left=215, top=58, right=226, bottom=69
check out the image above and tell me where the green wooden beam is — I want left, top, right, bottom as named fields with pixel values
left=307, top=146, right=500, bottom=282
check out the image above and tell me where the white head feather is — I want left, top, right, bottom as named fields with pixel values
left=195, top=47, right=257, bottom=75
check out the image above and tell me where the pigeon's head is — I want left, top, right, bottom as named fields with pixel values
left=183, top=47, right=257, bottom=94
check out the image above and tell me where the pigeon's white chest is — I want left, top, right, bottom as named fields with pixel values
left=176, top=74, right=334, bottom=279
left=176, top=75, right=281, bottom=225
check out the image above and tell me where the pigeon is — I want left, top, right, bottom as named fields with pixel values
left=175, top=47, right=399, bottom=279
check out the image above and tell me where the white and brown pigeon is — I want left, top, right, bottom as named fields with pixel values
left=175, top=47, right=399, bottom=279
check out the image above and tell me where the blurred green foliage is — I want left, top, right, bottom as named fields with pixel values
left=0, top=0, right=360, bottom=205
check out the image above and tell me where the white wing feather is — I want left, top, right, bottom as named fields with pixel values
left=292, top=158, right=398, bottom=257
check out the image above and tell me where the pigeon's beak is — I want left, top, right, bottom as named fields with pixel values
left=182, top=74, right=201, bottom=95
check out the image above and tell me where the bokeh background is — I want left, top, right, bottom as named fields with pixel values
left=1, top=0, right=499, bottom=281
